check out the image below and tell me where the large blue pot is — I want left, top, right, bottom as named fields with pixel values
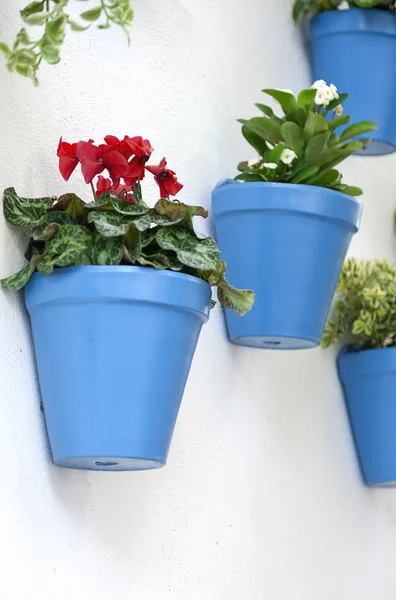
left=212, top=181, right=361, bottom=350
left=25, top=266, right=211, bottom=471
left=338, top=346, right=396, bottom=487
left=311, top=9, right=396, bottom=156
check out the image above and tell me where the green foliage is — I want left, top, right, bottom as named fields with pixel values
left=237, top=85, right=377, bottom=196
left=1, top=187, right=255, bottom=316
left=293, top=0, right=393, bottom=24
left=322, top=258, right=396, bottom=350
left=1, top=0, right=134, bottom=85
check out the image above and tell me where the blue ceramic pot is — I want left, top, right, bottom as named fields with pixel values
left=311, top=9, right=396, bottom=156
left=212, top=181, right=361, bottom=350
left=25, top=266, right=211, bottom=471
left=338, top=346, right=396, bottom=487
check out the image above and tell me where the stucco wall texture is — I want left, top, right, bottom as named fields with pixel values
left=1, top=1, right=396, bottom=598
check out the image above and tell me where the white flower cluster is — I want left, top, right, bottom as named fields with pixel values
left=311, top=79, right=339, bottom=107
left=247, top=143, right=297, bottom=171
left=337, top=1, right=350, bottom=9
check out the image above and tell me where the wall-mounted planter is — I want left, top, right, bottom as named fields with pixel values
left=311, top=9, right=396, bottom=156
left=212, top=181, right=361, bottom=350
left=25, top=266, right=211, bottom=471
left=338, top=346, right=396, bottom=487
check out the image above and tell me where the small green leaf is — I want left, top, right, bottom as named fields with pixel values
left=80, top=7, right=102, bottom=21
left=297, top=88, right=317, bottom=111
left=329, top=115, right=350, bottom=131
left=241, top=126, right=269, bottom=157
left=238, top=117, right=282, bottom=143
left=340, top=121, right=377, bottom=141
left=342, top=186, right=363, bottom=197
left=291, top=165, right=319, bottom=184
left=68, top=19, right=90, bottom=31
left=0, top=43, right=10, bottom=56
left=217, top=280, right=255, bottom=317
left=305, top=130, right=331, bottom=164
left=280, top=122, right=305, bottom=157
left=22, top=11, right=49, bottom=25
left=255, top=104, right=282, bottom=124
left=262, top=89, right=298, bottom=115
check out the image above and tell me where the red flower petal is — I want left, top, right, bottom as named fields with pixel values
left=59, top=155, right=78, bottom=181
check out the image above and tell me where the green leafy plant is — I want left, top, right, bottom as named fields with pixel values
left=1, top=134, right=255, bottom=317
left=293, top=0, right=395, bottom=24
left=0, top=0, right=133, bottom=85
left=236, top=81, right=377, bottom=196
left=322, top=258, right=396, bottom=350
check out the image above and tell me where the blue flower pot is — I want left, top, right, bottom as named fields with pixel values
left=25, top=266, right=211, bottom=471
left=311, top=9, right=396, bottom=156
left=212, top=181, right=361, bottom=350
left=338, top=346, right=396, bottom=487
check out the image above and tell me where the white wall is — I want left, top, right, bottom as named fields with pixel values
left=1, top=1, right=396, bottom=598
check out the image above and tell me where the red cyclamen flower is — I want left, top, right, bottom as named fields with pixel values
left=76, top=141, right=105, bottom=184
left=104, top=135, right=134, bottom=160
left=95, top=176, right=135, bottom=203
left=57, top=138, right=78, bottom=180
left=145, top=157, right=183, bottom=198
left=125, top=136, right=154, bottom=180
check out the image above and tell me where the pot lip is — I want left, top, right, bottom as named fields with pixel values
left=29, top=264, right=210, bottom=290
left=311, top=8, right=396, bottom=38
left=25, top=265, right=212, bottom=320
left=213, top=180, right=356, bottom=202
left=338, top=344, right=396, bottom=374
left=339, top=344, right=396, bottom=358
left=212, top=180, right=362, bottom=230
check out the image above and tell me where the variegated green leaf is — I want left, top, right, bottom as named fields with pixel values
left=92, top=233, right=123, bottom=265
left=123, top=227, right=141, bottom=263
left=32, top=210, right=75, bottom=241
left=218, top=280, right=255, bottom=317
left=3, top=187, right=53, bottom=228
left=112, top=196, right=149, bottom=216
left=37, top=224, right=92, bottom=274
left=87, top=210, right=133, bottom=237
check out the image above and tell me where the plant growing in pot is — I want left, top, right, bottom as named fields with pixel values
left=0, top=0, right=134, bottom=85
left=212, top=83, right=376, bottom=350
left=293, top=0, right=396, bottom=155
left=323, top=257, right=396, bottom=487
left=2, top=135, right=254, bottom=471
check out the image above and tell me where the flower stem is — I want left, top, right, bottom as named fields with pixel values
left=90, top=181, right=96, bottom=202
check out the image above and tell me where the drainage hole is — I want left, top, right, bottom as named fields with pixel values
left=95, top=461, right=119, bottom=467
left=263, top=341, right=281, bottom=346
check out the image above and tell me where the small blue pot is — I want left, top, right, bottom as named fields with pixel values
left=338, top=346, right=396, bottom=487
left=212, top=181, right=361, bottom=350
left=311, top=9, right=396, bottom=156
left=25, top=266, right=211, bottom=471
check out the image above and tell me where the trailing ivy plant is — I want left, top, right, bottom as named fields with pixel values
left=293, top=0, right=395, bottom=24
left=322, top=258, right=396, bottom=350
left=0, top=0, right=133, bottom=85
left=236, top=81, right=377, bottom=196
left=1, top=135, right=255, bottom=317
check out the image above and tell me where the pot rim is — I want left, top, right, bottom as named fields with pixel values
left=311, top=7, right=396, bottom=38
left=338, top=344, right=396, bottom=377
left=212, top=180, right=362, bottom=231
left=25, top=265, right=212, bottom=320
